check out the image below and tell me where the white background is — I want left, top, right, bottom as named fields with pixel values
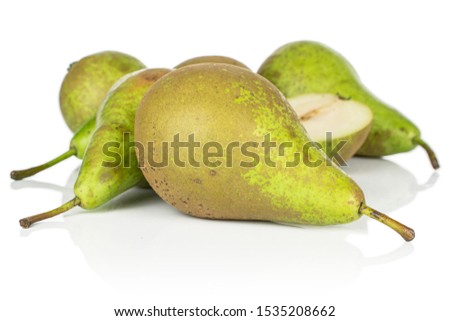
left=1, top=0, right=449, bottom=320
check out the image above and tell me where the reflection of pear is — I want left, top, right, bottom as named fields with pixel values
left=344, top=158, right=438, bottom=213
left=16, top=159, right=420, bottom=294
left=10, top=180, right=70, bottom=194
left=10, top=167, right=79, bottom=206
left=20, top=195, right=413, bottom=293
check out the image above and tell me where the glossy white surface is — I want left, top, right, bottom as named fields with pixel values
left=1, top=1, right=449, bottom=320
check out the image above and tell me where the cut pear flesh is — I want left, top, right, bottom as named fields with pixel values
left=288, top=94, right=373, bottom=161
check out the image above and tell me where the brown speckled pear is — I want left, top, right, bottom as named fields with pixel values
left=135, top=63, right=414, bottom=241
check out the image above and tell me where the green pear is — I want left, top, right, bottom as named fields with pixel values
left=288, top=93, right=373, bottom=163
left=19, top=68, right=170, bottom=228
left=10, top=52, right=145, bottom=180
left=175, top=55, right=250, bottom=69
left=135, top=63, right=415, bottom=241
left=258, top=41, right=439, bottom=169
left=61, top=51, right=145, bottom=132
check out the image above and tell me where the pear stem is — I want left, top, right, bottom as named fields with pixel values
left=360, top=205, right=415, bottom=241
left=19, top=197, right=81, bottom=229
left=415, top=138, right=439, bottom=170
left=10, top=148, right=76, bottom=180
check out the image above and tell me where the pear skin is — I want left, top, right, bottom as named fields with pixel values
left=135, top=64, right=414, bottom=241
left=258, top=41, right=439, bottom=169
left=60, top=51, right=145, bottom=132
left=19, top=68, right=170, bottom=228
left=175, top=55, right=250, bottom=70
left=74, top=68, right=170, bottom=208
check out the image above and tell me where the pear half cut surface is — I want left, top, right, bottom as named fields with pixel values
left=258, top=41, right=439, bottom=169
left=135, top=63, right=414, bottom=241
left=288, top=93, right=373, bottom=162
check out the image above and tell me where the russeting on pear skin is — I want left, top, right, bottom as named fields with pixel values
left=19, top=68, right=170, bottom=228
left=258, top=41, right=439, bottom=169
left=135, top=63, right=415, bottom=241
left=175, top=55, right=250, bottom=69
left=11, top=52, right=146, bottom=180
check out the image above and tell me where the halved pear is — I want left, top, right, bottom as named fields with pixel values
left=288, top=93, right=373, bottom=164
